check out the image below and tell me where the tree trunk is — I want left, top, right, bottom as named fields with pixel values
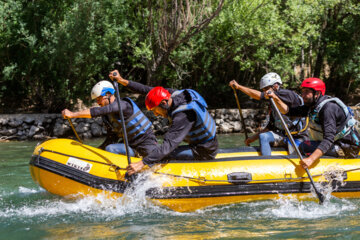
left=300, top=46, right=305, bottom=81
left=313, top=10, right=329, bottom=78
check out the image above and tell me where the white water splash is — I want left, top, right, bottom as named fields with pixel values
left=0, top=171, right=175, bottom=221
left=0, top=186, right=44, bottom=198
left=250, top=166, right=355, bottom=219
left=255, top=195, right=357, bottom=219
left=0, top=166, right=357, bottom=222
left=18, top=186, right=42, bottom=194
left=318, top=165, right=347, bottom=197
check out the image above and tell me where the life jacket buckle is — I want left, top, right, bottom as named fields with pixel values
left=334, top=145, right=345, bottom=157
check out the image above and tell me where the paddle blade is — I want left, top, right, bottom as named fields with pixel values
left=315, top=189, right=325, bottom=204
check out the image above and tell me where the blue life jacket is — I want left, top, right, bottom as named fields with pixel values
left=170, top=89, right=216, bottom=144
left=108, top=98, right=152, bottom=141
left=309, top=96, right=358, bottom=144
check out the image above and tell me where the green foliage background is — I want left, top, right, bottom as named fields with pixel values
left=0, top=0, right=359, bottom=112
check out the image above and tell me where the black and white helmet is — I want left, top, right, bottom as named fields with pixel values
left=259, top=72, right=282, bottom=90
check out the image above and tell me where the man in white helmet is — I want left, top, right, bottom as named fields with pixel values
left=229, top=73, right=307, bottom=156
left=61, top=80, right=157, bottom=157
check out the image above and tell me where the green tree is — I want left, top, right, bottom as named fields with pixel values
left=1, top=0, right=360, bottom=112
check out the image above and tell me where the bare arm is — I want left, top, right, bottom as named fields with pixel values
left=229, top=80, right=261, bottom=100
left=109, top=70, right=129, bottom=86
left=62, top=109, right=91, bottom=119
left=109, top=69, right=155, bottom=95
left=244, top=132, right=259, bottom=146
left=301, top=149, right=324, bottom=169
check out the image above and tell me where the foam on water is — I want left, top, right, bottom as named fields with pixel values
left=193, top=195, right=358, bottom=222
left=18, top=186, right=43, bottom=194
left=0, top=186, right=43, bottom=199
left=0, top=171, right=176, bottom=222
left=259, top=196, right=357, bottom=219
left=248, top=167, right=357, bottom=219
left=194, top=167, right=358, bottom=220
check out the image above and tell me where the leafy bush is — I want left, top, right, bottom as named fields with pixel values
left=0, top=0, right=359, bottom=112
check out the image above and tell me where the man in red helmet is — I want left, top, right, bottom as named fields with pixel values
left=109, top=70, right=218, bottom=175
left=269, top=78, right=360, bottom=168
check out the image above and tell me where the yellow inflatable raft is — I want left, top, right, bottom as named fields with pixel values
left=30, top=138, right=360, bottom=212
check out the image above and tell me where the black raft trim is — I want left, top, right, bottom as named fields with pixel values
left=146, top=180, right=360, bottom=199
left=30, top=155, right=360, bottom=200
left=30, top=155, right=129, bottom=193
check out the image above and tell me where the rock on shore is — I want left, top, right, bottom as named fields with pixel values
left=1, top=107, right=359, bottom=141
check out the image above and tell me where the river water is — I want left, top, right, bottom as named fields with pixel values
left=1, top=135, right=360, bottom=239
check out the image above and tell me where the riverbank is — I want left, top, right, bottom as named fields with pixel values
left=1, top=107, right=359, bottom=141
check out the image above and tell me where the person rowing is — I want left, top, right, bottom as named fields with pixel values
left=268, top=77, right=360, bottom=168
left=62, top=80, right=157, bottom=157
left=109, top=70, right=218, bottom=176
left=229, top=72, right=308, bottom=155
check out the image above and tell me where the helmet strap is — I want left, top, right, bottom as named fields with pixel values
left=272, top=83, right=280, bottom=92
left=104, top=93, right=112, bottom=105
left=311, top=90, right=321, bottom=105
left=159, top=100, right=169, bottom=110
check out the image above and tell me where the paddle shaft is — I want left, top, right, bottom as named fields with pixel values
left=233, top=88, right=249, bottom=139
left=269, top=97, right=324, bottom=204
left=67, top=118, right=83, bottom=144
left=111, top=72, right=132, bottom=167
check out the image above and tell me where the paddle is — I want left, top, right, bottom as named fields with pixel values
left=66, top=118, right=83, bottom=144
left=111, top=76, right=131, bottom=165
left=233, top=87, right=249, bottom=139
left=268, top=96, right=325, bottom=204
left=111, top=64, right=135, bottom=181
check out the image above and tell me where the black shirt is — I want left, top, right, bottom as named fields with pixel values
left=90, top=99, right=155, bottom=147
left=260, top=88, right=303, bottom=108
left=260, top=88, right=305, bottom=136
left=90, top=100, right=133, bottom=119
left=287, top=95, right=349, bottom=153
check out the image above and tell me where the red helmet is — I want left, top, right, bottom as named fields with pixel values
left=301, top=78, right=326, bottom=96
left=145, top=86, right=171, bottom=110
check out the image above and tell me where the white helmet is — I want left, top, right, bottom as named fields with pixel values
left=259, top=72, right=282, bottom=90
left=90, top=80, right=115, bottom=99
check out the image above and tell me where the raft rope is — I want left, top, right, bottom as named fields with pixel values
left=36, top=148, right=127, bottom=171
left=36, top=148, right=360, bottom=184
left=153, top=171, right=310, bottom=183
left=154, top=168, right=358, bottom=184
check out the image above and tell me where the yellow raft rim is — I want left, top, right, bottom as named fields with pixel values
left=30, top=138, right=360, bottom=212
